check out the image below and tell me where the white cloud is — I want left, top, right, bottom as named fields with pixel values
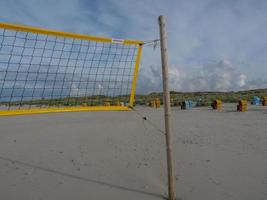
left=136, top=59, right=264, bottom=93
left=237, top=74, right=247, bottom=87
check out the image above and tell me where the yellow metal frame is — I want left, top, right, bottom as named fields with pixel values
left=129, top=45, right=143, bottom=107
left=0, top=22, right=143, bottom=116
left=0, top=106, right=131, bottom=116
left=0, top=22, right=143, bottom=45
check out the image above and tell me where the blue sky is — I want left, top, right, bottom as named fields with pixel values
left=1, top=0, right=267, bottom=93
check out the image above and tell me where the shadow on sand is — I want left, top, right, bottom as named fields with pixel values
left=0, top=155, right=165, bottom=199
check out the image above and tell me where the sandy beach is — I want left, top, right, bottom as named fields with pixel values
left=0, top=103, right=267, bottom=200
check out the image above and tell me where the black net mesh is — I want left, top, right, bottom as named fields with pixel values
left=0, top=28, right=140, bottom=110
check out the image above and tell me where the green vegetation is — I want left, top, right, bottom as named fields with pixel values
left=135, top=89, right=267, bottom=107
left=0, top=95, right=130, bottom=107
left=1, top=89, right=267, bottom=107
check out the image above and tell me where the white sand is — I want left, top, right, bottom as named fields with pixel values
left=0, top=103, right=266, bottom=200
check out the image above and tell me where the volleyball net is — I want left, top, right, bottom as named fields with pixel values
left=0, top=22, right=143, bottom=116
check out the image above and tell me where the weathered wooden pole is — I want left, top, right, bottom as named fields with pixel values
left=158, top=15, right=176, bottom=200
